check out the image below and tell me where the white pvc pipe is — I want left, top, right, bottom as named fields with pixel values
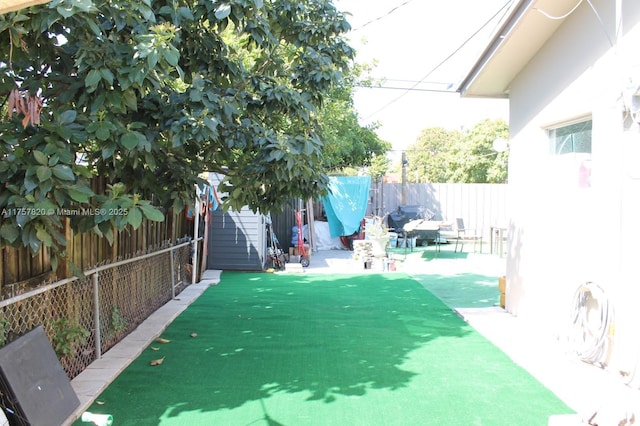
left=191, top=186, right=200, bottom=284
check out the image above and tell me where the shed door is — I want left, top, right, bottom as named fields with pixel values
left=207, top=208, right=266, bottom=271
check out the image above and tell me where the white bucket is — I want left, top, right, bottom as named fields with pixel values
left=388, top=232, right=398, bottom=248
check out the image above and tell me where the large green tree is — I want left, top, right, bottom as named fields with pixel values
left=405, top=119, right=508, bottom=183
left=0, top=0, right=354, bottom=261
left=406, top=127, right=460, bottom=183
left=316, top=65, right=390, bottom=170
left=450, top=119, right=509, bottom=183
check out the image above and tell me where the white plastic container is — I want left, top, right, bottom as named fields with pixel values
left=388, top=232, right=398, bottom=248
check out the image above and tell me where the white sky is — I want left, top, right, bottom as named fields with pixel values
left=333, top=0, right=512, bottom=152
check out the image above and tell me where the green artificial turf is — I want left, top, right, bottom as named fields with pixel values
left=413, top=273, right=502, bottom=309
left=78, top=272, right=572, bottom=426
left=389, top=245, right=470, bottom=261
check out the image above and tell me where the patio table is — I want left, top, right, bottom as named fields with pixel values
left=402, top=220, right=452, bottom=252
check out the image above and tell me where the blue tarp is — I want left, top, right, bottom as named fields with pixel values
left=322, top=176, right=371, bottom=237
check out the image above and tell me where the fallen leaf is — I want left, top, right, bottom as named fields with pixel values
left=150, top=357, right=165, bottom=366
left=150, top=346, right=160, bottom=351
left=190, top=333, right=198, bottom=338
left=155, top=337, right=171, bottom=344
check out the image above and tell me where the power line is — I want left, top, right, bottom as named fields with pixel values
left=354, top=84, right=456, bottom=94
left=351, top=0, right=415, bottom=32
left=363, top=0, right=515, bottom=121
left=368, top=78, right=453, bottom=86
left=585, top=0, right=615, bottom=47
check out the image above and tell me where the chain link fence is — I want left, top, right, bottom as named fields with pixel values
left=0, top=239, right=193, bottom=379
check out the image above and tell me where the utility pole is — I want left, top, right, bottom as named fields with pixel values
left=380, top=177, right=384, bottom=216
left=401, top=151, right=407, bottom=206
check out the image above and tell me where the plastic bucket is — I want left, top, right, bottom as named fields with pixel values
left=408, top=237, right=417, bottom=248
left=388, top=232, right=398, bottom=248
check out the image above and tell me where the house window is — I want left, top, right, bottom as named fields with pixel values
left=548, top=119, right=592, bottom=188
left=549, top=120, right=592, bottom=155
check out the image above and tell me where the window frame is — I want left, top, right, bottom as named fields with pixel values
left=547, top=119, right=592, bottom=156
left=545, top=117, right=593, bottom=188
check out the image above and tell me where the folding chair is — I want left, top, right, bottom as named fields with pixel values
left=442, top=218, right=483, bottom=253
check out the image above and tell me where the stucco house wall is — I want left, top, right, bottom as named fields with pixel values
left=502, top=0, right=640, bottom=368
left=459, top=0, right=640, bottom=376
left=508, top=0, right=611, bottom=326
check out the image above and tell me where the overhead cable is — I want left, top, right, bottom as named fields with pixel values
left=585, top=0, right=615, bottom=47
left=353, top=84, right=457, bottom=94
left=362, top=0, right=514, bottom=120
left=535, top=0, right=614, bottom=47
left=533, top=0, right=584, bottom=20
left=351, top=0, right=415, bottom=32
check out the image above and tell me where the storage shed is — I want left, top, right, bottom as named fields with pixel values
left=207, top=207, right=267, bottom=271
left=206, top=174, right=267, bottom=271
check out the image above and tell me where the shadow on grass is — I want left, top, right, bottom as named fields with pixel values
left=86, top=272, right=473, bottom=424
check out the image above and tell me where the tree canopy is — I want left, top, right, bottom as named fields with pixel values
left=0, top=0, right=355, bottom=260
left=405, top=119, right=508, bottom=184
left=316, top=64, right=390, bottom=170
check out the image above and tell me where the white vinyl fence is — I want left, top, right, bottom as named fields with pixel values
left=369, top=183, right=509, bottom=241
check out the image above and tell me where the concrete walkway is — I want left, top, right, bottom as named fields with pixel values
left=457, top=306, right=640, bottom=425
left=67, top=249, right=640, bottom=425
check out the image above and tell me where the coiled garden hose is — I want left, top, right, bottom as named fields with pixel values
left=568, top=282, right=614, bottom=367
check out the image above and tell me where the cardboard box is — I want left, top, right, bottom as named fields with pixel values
left=289, top=245, right=310, bottom=256
left=498, top=276, right=506, bottom=293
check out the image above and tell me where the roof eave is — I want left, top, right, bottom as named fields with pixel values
left=458, top=0, right=576, bottom=98
left=0, top=0, right=49, bottom=14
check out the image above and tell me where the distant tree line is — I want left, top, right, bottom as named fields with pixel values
left=402, top=119, right=509, bottom=184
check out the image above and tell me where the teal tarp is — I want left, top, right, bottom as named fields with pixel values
left=322, top=176, right=371, bottom=237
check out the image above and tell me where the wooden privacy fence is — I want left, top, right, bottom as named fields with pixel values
left=0, top=174, right=202, bottom=380
left=0, top=176, right=193, bottom=295
left=0, top=240, right=193, bottom=379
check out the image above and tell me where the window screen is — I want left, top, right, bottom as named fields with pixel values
left=549, top=120, right=592, bottom=155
